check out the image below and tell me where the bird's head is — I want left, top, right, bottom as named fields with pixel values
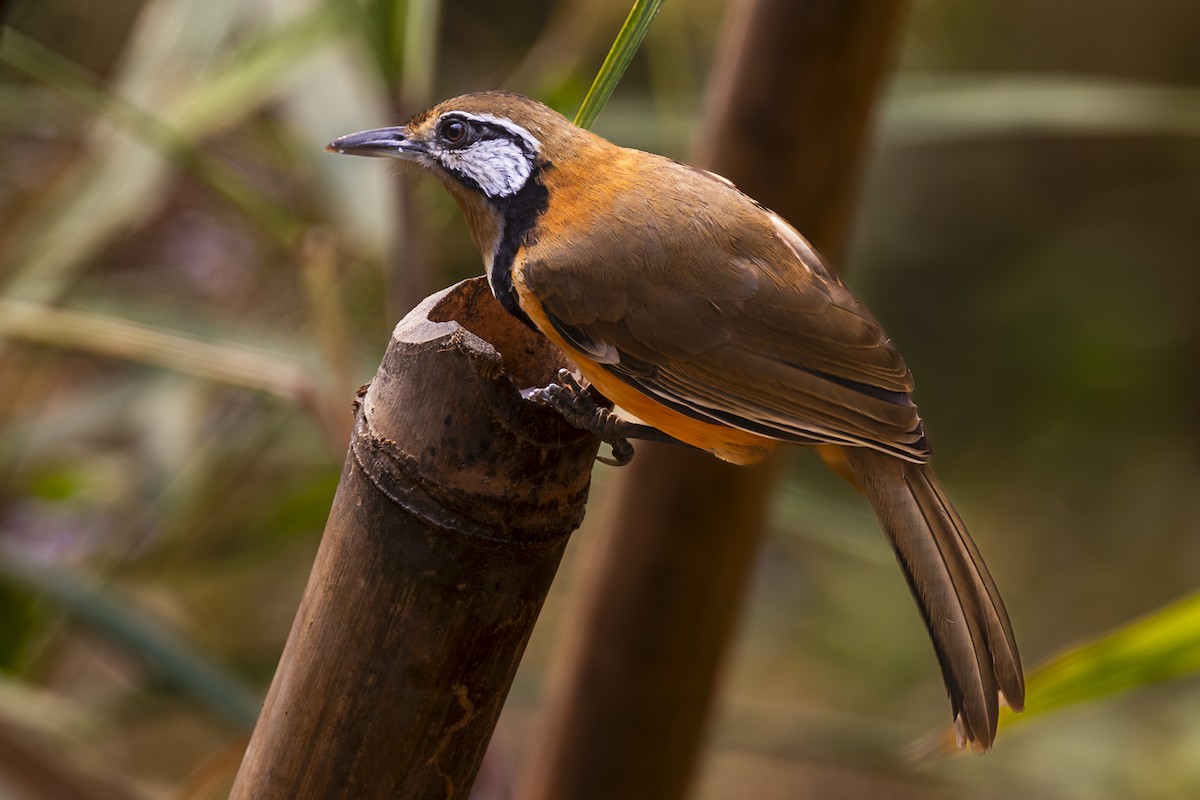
left=327, top=92, right=590, bottom=260
left=330, top=93, right=559, bottom=194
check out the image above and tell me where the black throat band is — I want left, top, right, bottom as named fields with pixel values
left=487, top=163, right=550, bottom=330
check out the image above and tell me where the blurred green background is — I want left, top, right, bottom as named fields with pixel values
left=1, top=0, right=1198, bottom=797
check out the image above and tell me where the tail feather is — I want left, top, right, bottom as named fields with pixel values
left=842, top=447, right=1024, bottom=751
left=915, top=468, right=1025, bottom=713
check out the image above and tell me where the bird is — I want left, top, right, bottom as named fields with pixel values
left=326, top=91, right=1024, bottom=750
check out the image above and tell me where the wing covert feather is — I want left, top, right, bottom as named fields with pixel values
left=520, top=151, right=927, bottom=460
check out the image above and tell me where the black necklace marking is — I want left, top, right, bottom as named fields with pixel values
left=488, top=161, right=551, bottom=330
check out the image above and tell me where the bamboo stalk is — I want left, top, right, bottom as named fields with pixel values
left=230, top=277, right=599, bottom=799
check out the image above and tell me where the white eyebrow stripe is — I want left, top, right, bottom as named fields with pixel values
left=451, top=112, right=542, bottom=153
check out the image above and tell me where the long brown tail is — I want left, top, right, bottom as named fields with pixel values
left=839, top=446, right=1024, bottom=751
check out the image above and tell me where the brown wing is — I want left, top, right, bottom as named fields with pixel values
left=521, top=153, right=930, bottom=462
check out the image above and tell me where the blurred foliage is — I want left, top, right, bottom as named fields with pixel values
left=0, top=0, right=1198, bottom=798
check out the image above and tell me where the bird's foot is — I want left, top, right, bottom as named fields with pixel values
left=523, top=369, right=635, bottom=465
left=523, top=369, right=685, bottom=466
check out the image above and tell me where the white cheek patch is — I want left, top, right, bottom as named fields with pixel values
left=439, top=138, right=535, bottom=198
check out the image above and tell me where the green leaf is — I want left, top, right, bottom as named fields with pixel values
left=913, top=590, right=1200, bottom=759
left=1001, top=590, right=1200, bottom=730
left=573, top=0, right=665, bottom=131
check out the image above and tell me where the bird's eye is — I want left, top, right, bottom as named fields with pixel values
left=440, top=119, right=468, bottom=145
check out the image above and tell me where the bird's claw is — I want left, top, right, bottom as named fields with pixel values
left=525, top=369, right=636, bottom=466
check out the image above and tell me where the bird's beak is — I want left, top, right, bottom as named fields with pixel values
left=325, top=126, right=426, bottom=159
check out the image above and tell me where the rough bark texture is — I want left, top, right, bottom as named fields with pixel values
left=230, top=277, right=599, bottom=800
left=519, top=2, right=910, bottom=799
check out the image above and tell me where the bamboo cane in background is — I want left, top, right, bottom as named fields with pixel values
left=520, top=3, right=911, bottom=799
